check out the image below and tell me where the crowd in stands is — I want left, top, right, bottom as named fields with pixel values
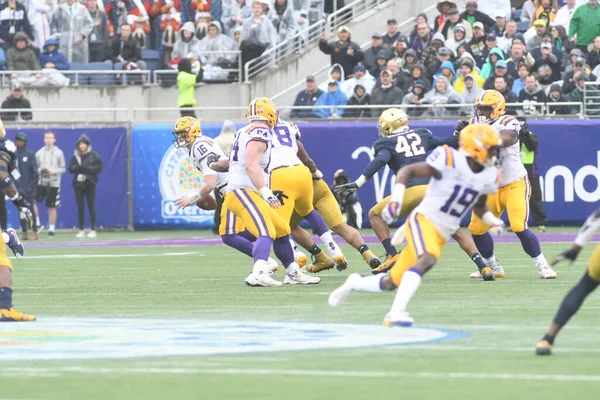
left=293, top=0, right=600, bottom=118
left=0, top=0, right=337, bottom=86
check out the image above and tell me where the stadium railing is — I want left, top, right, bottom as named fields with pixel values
left=2, top=70, right=152, bottom=86
left=153, top=51, right=243, bottom=84
left=583, top=82, right=600, bottom=117
left=0, top=103, right=583, bottom=124
left=243, top=0, right=392, bottom=81
left=270, top=2, right=439, bottom=105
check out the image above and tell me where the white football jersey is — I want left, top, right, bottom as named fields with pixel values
left=489, top=115, right=527, bottom=186
left=188, top=137, right=229, bottom=196
left=415, top=146, right=500, bottom=239
left=268, top=119, right=302, bottom=172
left=227, top=123, right=273, bottom=192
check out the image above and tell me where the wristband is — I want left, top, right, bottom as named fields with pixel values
left=9, top=192, right=19, bottom=201
left=391, top=183, right=406, bottom=203
left=259, top=187, right=272, bottom=198
left=354, top=175, right=367, bottom=188
left=482, top=211, right=503, bottom=226
left=187, top=190, right=203, bottom=204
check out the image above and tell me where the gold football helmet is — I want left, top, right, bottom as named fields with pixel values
left=459, top=123, right=502, bottom=167
left=474, top=90, right=506, bottom=123
left=247, top=97, right=279, bottom=128
left=172, top=116, right=201, bottom=148
left=377, top=108, right=408, bottom=137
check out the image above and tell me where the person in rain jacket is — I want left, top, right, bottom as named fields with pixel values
left=422, top=76, right=462, bottom=117
left=51, top=0, right=94, bottom=64
left=39, top=38, right=69, bottom=70
left=270, top=0, right=298, bottom=43
left=172, top=22, right=202, bottom=61
left=318, top=63, right=345, bottom=91
left=453, top=58, right=484, bottom=93
left=479, top=47, right=505, bottom=80
left=432, top=59, right=456, bottom=87
left=319, top=25, right=363, bottom=80
left=312, top=80, right=348, bottom=118
left=344, top=83, right=372, bottom=119
left=198, top=21, right=237, bottom=65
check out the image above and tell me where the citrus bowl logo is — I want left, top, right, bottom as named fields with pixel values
left=158, top=146, right=214, bottom=223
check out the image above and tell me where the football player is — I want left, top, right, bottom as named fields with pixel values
left=536, top=209, right=600, bottom=356
left=0, top=119, right=35, bottom=321
left=461, top=90, right=556, bottom=279
left=269, top=118, right=347, bottom=273
left=289, top=178, right=382, bottom=271
left=219, top=97, right=319, bottom=286
left=171, top=117, right=280, bottom=278
left=329, top=124, right=504, bottom=326
left=335, top=108, right=489, bottom=276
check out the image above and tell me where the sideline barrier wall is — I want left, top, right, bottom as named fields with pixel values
left=4, top=127, right=129, bottom=229
left=132, top=120, right=600, bottom=229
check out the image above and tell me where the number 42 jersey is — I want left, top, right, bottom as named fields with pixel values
left=414, top=146, right=500, bottom=239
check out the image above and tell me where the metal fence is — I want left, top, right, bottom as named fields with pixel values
left=243, top=0, right=392, bottom=81
left=2, top=70, right=153, bottom=87
left=584, top=82, right=600, bottom=117
left=271, top=2, right=438, bottom=105
left=153, top=51, right=242, bottom=84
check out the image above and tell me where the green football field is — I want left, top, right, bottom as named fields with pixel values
left=1, top=229, right=599, bottom=400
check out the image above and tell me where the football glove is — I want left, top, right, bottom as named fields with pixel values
left=381, top=201, right=401, bottom=224
left=259, top=187, right=281, bottom=208
left=205, top=153, right=221, bottom=170
left=454, top=119, right=469, bottom=136
left=272, top=190, right=289, bottom=206
left=312, top=170, right=323, bottom=180
left=334, top=182, right=359, bottom=194
left=488, top=221, right=505, bottom=236
left=12, top=194, right=33, bottom=231
left=550, top=245, right=582, bottom=266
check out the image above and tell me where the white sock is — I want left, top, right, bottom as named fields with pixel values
left=533, top=253, right=548, bottom=266
left=252, top=259, right=268, bottom=274
left=1, top=232, right=9, bottom=244
left=285, top=262, right=300, bottom=275
left=351, top=274, right=384, bottom=293
left=320, top=231, right=342, bottom=257
left=483, top=255, right=497, bottom=266
left=390, top=270, right=422, bottom=314
left=36, top=216, right=41, bottom=226
left=49, top=224, right=56, bottom=232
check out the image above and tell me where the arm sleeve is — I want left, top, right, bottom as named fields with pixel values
left=30, top=154, right=38, bottom=186
left=87, top=153, right=103, bottom=175
left=68, top=155, right=80, bottom=173
left=362, top=148, right=392, bottom=179
left=318, top=40, right=332, bottom=54
left=575, top=209, right=600, bottom=247
left=428, top=134, right=458, bottom=150
left=55, top=150, right=66, bottom=175
left=21, top=100, right=33, bottom=121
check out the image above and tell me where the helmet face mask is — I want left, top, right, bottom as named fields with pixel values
left=248, top=97, right=279, bottom=128
left=474, top=90, right=506, bottom=123
left=459, top=124, right=502, bottom=167
left=172, top=116, right=201, bottom=148
left=475, top=105, right=494, bottom=123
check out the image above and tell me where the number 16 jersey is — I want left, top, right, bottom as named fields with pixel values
left=414, top=146, right=500, bottom=239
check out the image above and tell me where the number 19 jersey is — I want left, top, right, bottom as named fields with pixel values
left=268, top=120, right=302, bottom=172
left=227, top=124, right=273, bottom=193
left=414, top=145, right=500, bottom=239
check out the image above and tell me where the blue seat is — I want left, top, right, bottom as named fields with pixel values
left=142, top=49, right=161, bottom=72
left=64, top=62, right=87, bottom=85
left=88, top=61, right=115, bottom=85
left=513, top=8, right=522, bottom=21
left=517, top=20, right=530, bottom=33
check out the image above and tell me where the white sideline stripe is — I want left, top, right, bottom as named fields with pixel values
left=4, top=367, right=600, bottom=382
left=23, top=252, right=205, bottom=259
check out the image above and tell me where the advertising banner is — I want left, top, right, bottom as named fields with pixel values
left=131, top=120, right=600, bottom=229
left=4, top=127, right=128, bottom=229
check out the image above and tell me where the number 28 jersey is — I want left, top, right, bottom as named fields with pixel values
left=414, top=146, right=500, bottom=239
left=227, top=124, right=272, bottom=193
left=370, top=128, right=457, bottom=188
left=268, top=120, right=302, bottom=172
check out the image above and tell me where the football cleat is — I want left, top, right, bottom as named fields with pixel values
left=295, top=251, right=308, bottom=268
left=306, top=252, right=335, bottom=273
left=266, top=257, right=280, bottom=275
left=470, top=259, right=505, bottom=279
left=535, top=340, right=553, bottom=356
left=538, top=265, right=557, bottom=279
left=5, top=228, right=24, bottom=260
left=333, top=255, right=348, bottom=271
left=87, top=230, right=97, bottom=238
left=0, top=308, right=36, bottom=322
left=481, top=266, right=495, bottom=281
left=372, top=254, right=398, bottom=275
left=76, top=230, right=86, bottom=238
left=383, top=310, right=414, bottom=327
left=538, top=225, right=547, bottom=233
left=362, top=250, right=382, bottom=270
left=328, top=273, right=361, bottom=307
left=245, top=272, right=283, bottom=287
left=283, top=270, right=320, bottom=285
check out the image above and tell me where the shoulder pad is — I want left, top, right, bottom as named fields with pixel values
left=498, top=115, right=519, bottom=129
left=372, top=136, right=394, bottom=152
left=414, top=128, right=432, bottom=138
left=245, top=126, right=272, bottom=140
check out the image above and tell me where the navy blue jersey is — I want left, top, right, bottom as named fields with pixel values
left=364, top=128, right=458, bottom=188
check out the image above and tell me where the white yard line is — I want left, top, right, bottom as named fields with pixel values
left=3, top=366, right=600, bottom=382
left=22, top=252, right=205, bottom=259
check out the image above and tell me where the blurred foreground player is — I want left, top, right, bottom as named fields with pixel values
left=329, top=124, right=504, bottom=326
left=536, top=209, right=600, bottom=356
left=0, top=120, right=35, bottom=321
